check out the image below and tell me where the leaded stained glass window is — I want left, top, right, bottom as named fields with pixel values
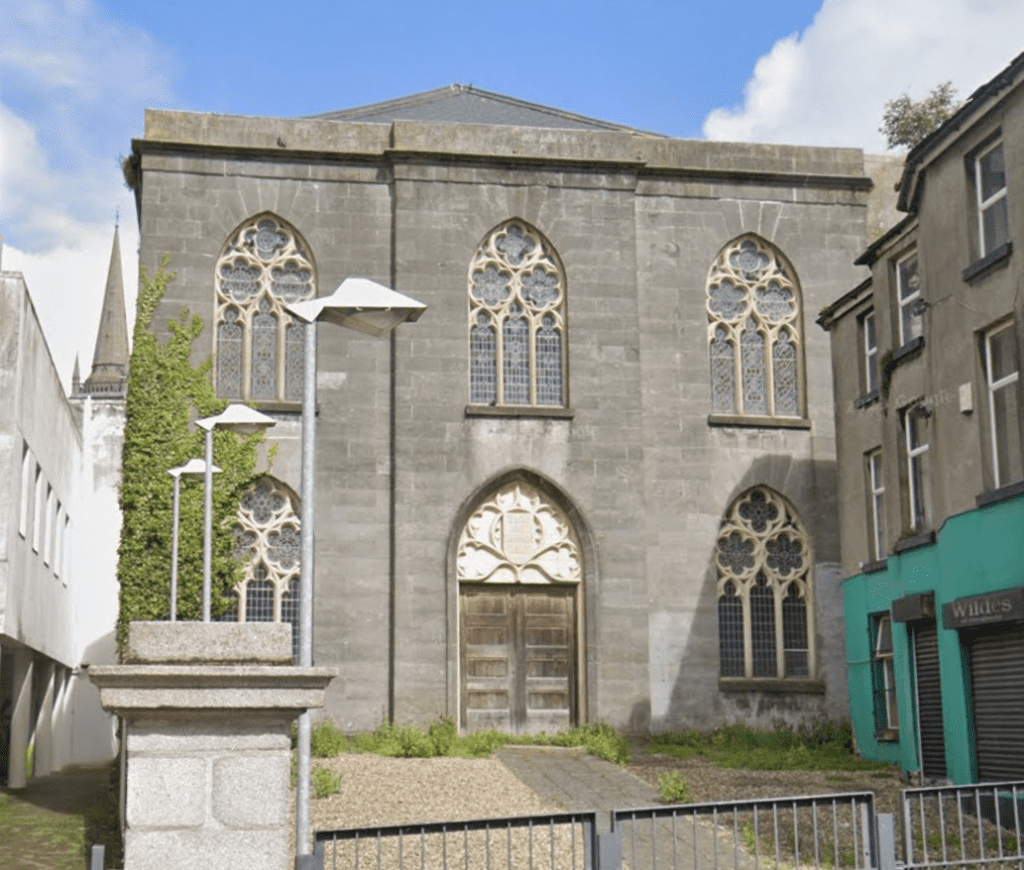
left=215, top=214, right=315, bottom=402
left=225, top=477, right=302, bottom=659
left=468, top=221, right=567, bottom=407
left=707, top=236, right=805, bottom=419
left=716, top=486, right=813, bottom=679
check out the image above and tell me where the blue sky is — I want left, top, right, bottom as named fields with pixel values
left=2, top=0, right=1024, bottom=388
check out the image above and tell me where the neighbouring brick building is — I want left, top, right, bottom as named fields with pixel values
left=127, top=87, right=884, bottom=734
left=819, top=52, right=1024, bottom=782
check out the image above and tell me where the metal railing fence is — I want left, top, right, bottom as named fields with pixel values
left=610, top=791, right=877, bottom=870
left=900, top=781, right=1024, bottom=870
left=314, top=810, right=599, bottom=870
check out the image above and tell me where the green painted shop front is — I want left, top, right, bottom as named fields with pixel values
left=843, top=493, right=1024, bottom=783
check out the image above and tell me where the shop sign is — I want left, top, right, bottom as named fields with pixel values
left=943, top=587, right=1024, bottom=629
left=891, top=592, right=935, bottom=622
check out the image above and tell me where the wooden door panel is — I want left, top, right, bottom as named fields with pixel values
left=461, top=584, right=576, bottom=735
left=461, top=588, right=514, bottom=733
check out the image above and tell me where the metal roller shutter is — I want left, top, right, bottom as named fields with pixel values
left=968, top=626, right=1024, bottom=781
left=913, top=622, right=947, bottom=780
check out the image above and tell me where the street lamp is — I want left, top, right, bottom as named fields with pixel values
left=286, top=277, right=426, bottom=864
left=167, top=458, right=220, bottom=621
left=195, top=404, right=277, bottom=622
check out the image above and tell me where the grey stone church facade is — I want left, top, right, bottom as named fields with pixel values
left=128, top=87, right=878, bottom=734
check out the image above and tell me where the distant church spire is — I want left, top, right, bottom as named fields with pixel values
left=79, top=226, right=129, bottom=398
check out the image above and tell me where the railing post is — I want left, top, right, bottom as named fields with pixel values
left=902, top=789, right=914, bottom=866
left=861, top=801, right=875, bottom=869
left=877, top=813, right=896, bottom=870
left=592, top=815, right=622, bottom=870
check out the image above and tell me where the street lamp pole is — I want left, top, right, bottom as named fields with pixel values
left=286, top=277, right=426, bottom=865
left=167, top=458, right=219, bottom=621
left=196, top=404, right=277, bottom=622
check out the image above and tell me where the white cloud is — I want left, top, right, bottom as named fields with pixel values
left=703, top=0, right=1024, bottom=151
left=0, top=0, right=170, bottom=389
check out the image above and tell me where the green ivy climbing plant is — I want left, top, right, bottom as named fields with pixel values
left=116, top=257, right=265, bottom=651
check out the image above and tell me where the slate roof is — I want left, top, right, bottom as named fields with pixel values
left=312, top=84, right=664, bottom=136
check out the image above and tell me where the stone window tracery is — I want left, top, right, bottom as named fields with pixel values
left=716, top=486, right=813, bottom=679
left=707, top=237, right=804, bottom=419
left=226, top=478, right=301, bottom=659
left=457, top=482, right=581, bottom=585
left=215, top=215, right=315, bottom=403
left=468, top=221, right=567, bottom=408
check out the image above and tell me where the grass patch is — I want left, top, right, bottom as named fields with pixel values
left=0, top=764, right=121, bottom=870
left=648, top=719, right=891, bottom=772
left=311, top=766, right=342, bottom=798
left=657, top=770, right=691, bottom=803
left=310, top=718, right=631, bottom=765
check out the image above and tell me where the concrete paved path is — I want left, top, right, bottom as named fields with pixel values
left=495, top=746, right=659, bottom=832
left=496, top=746, right=754, bottom=869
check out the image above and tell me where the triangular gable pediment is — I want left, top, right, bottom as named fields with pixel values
left=311, top=84, right=663, bottom=137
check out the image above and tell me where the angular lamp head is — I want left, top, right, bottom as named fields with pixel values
left=286, top=277, right=427, bottom=336
left=168, top=458, right=221, bottom=478
left=197, top=403, right=277, bottom=435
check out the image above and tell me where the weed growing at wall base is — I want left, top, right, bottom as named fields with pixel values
left=307, top=718, right=631, bottom=765
left=648, top=719, right=887, bottom=772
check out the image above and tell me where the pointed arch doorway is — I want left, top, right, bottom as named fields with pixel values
left=456, top=481, right=583, bottom=735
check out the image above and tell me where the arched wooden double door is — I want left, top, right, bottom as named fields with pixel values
left=456, top=482, right=582, bottom=735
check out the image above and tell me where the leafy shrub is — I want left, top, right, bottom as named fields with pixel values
left=657, top=770, right=691, bottom=803
left=427, top=718, right=457, bottom=756
left=311, top=722, right=349, bottom=758
left=311, top=765, right=342, bottom=798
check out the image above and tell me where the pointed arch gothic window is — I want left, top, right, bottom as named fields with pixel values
left=457, top=481, right=581, bottom=585
left=225, top=478, right=302, bottom=659
left=715, top=486, right=813, bottom=680
left=215, top=215, right=315, bottom=403
left=707, top=236, right=804, bottom=420
left=468, top=221, right=567, bottom=408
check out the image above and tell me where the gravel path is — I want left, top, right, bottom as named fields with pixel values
left=310, top=754, right=560, bottom=831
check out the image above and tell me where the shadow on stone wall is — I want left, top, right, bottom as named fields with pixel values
left=644, top=452, right=848, bottom=734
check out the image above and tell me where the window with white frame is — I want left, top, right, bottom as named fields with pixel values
left=861, top=309, right=879, bottom=395
left=873, top=614, right=898, bottom=732
left=19, top=444, right=31, bottom=537
left=43, top=486, right=53, bottom=566
left=215, top=214, right=315, bottom=403
left=53, top=502, right=63, bottom=579
left=707, top=236, right=804, bottom=419
left=903, top=402, right=930, bottom=532
left=32, top=466, right=43, bottom=553
left=896, top=251, right=923, bottom=346
left=866, top=448, right=886, bottom=562
left=61, top=515, right=71, bottom=582
left=716, top=486, right=813, bottom=679
left=975, top=140, right=1009, bottom=257
left=468, top=220, right=567, bottom=408
left=984, top=321, right=1023, bottom=488
left=225, top=478, right=302, bottom=659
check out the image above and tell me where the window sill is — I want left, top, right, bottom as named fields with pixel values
left=854, top=389, right=880, bottom=409
left=718, top=678, right=825, bottom=694
left=465, top=404, right=575, bottom=419
left=707, top=414, right=811, bottom=430
left=976, top=478, right=1024, bottom=508
left=859, top=558, right=888, bottom=574
left=250, top=400, right=305, bottom=416
left=892, top=529, right=936, bottom=554
left=891, top=335, right=925, bottom=366
left=962, top=241, right=1012, bottom=283
left=875, top=727, right=900, bottom=743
